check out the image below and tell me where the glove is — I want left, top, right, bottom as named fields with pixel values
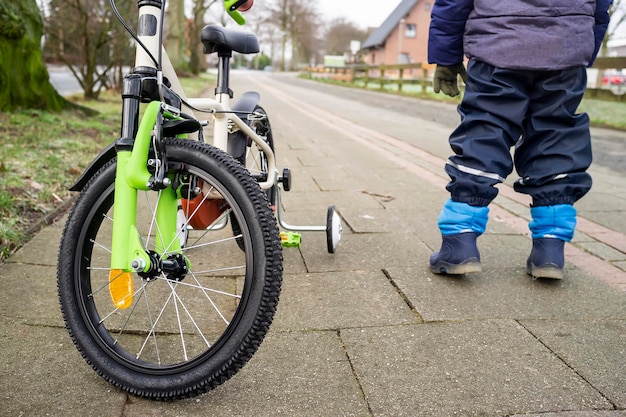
left=433, top=64, right=467, bottom=97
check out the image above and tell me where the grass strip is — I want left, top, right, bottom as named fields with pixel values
left=0, top=73, right=215, bottom=261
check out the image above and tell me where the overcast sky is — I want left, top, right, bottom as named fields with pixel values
left=314, top=0, right=626, bottom=44
left=315, top=0, right=402, bottom=29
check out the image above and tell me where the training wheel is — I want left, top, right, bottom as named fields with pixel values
left=326, top=205, right=342, bottom=253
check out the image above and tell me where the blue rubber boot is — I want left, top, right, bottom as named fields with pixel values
left=526, top=238, right=565, bottom=279
left=526, top=205, right=576, bottom=280
left=430, top=232, right=481, bottom=274
left=429, top=200, right=488, bottom=275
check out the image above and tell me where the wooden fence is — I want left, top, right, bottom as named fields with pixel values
left=585, top=56, right=626, bottom=101
left=306, top=63, right=433, bottom=94
left=305, top=57, right=626, bottom=101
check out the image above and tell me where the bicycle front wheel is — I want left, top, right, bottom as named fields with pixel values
left=57, top=139, right=282, bottom=400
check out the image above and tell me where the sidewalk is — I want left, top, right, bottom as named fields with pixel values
left=1, top=73, right=625, bottom=417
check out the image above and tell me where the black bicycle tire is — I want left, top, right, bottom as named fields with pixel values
left=236, top=105, right=276, bottom=205
left=57, top=139, right=282, bottom=400
left=232, top=105, right=276, bottom=250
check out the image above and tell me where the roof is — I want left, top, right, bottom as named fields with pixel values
left=360, top=0, right=420, bottom=50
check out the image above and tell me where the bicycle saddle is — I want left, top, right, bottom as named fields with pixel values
left=201, top=25, right=260, bottom=55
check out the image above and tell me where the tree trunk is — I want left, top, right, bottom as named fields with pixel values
left=0, top=0, right=69, bottom=112
left=166, top=0, right=188, bottom=73
left=189, top=0, right=219, bottom=75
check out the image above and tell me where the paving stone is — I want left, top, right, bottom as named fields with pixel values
left=0, top=318, right=126, bottom=417
left=123, top=331, right=369, bottom=417
left=273, top=270, right=419, bottom=331
left=387, top=255, right=626, bottom=322
left=341, top=320, right=613, bottom=417
left=0, top=264, right=63, bottom=327
left=300, top=231, right=433, bottom=273
left=520, top=319, right=626, bottom=408
left=9, top=222, right=63, bottom=266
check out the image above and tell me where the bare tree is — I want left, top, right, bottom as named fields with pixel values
left=604, top=0, right=626, bottom=54
left=273, top=0, right=289, bottom=71
left=188, top=0, right=220, bottom=75
left=45, top=0, right=135, bottom=99
left=108, top=0, right=136, bottom=92
left=165, top=0, right=187, bottom=73
left=259, top=0, right=321, bottom=70
left=288, top=1, right=320, bottom=68
left=324, top=17, right=369, bottom=57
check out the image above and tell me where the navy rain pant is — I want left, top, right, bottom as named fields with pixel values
left=444, top=59, right=593, bottom=208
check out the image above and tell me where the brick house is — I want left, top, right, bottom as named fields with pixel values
left=359, top=0, right=433, bottom=66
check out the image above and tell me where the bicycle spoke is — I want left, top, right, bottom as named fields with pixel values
left=154, top=275, right=240, bottom=299
left=188, top=272, right=233, bottom=325
left=182, top=234, right=242, bottom=252
left=190, top=265, right=245, bottom=275
left=167, top=279, right=212, bottom=351
left=170, top=281, right=188, bottom=361
left=58, top=137, right=282, bottom=398
left=136, top=281, right=176, bottom=361
left=140, top=282, right=161, bottom=364
left=98, top=278, right=148, bottom=325
left=90, top=237, right=112, bottom=254
left=111, top=284, right=147, bottom=345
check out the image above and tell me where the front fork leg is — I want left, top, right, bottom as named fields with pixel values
left=108, top=151, right=148, bottom=309
left=155, top=185, right=183, bottom=256
left=108, top=153, right=182, bottom=310
left=108, top=101, right=186, bottom=309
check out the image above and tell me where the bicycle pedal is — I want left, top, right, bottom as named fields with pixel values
left=280, top=231, right=301, bottom=248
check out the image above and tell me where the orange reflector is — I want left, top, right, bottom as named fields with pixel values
left=109, top=269, right=134, bottom=309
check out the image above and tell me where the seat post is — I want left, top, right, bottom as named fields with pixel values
left=213, top=49, right=234, bottom=152
left=215, top=50, right=233, bottom=98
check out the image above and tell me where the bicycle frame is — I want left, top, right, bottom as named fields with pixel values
left=134, top=3, right=276, bottom=188
left=108, top=0, right=276, bottom=304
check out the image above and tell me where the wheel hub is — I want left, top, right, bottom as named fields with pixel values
left=161, top=253, right=189, bottom=282
left=138, top=251, right=188, bottom=282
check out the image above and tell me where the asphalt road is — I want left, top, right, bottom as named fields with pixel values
left=48, top=65, right=83, bottom=96
left=49, top=65, right=625, bottom=173
left=271, top=72, right=626, bottom=174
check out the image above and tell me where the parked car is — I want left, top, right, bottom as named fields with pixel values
left=602, top=71, right=626, bottom=86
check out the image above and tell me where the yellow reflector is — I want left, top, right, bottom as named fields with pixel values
left=109, top=269, right=134, bottom=309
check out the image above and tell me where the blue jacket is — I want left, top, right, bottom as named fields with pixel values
left=428, top=0, right=612, bottom=70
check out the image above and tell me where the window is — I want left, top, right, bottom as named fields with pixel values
left=398, top=53, right=410, bottom=64
left=404, top=23, right=417, bottom=38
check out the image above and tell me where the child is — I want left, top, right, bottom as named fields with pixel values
left=427, top=0, right=612, bottom=279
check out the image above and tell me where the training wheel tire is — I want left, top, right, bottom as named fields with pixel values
left=326, top=205, right=342, bottom=253
left=280, top=168, right=292, bottom=192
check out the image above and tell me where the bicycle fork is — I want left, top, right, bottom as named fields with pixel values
left=108, top=101, right=183, bottom=309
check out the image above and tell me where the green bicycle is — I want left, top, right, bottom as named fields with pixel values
left=57, top=0, right=340, bottom=400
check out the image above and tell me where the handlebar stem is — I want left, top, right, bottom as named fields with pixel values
left=135, top=1, right=163, bottom=71
left=137, top=0, right=163, bottom=7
